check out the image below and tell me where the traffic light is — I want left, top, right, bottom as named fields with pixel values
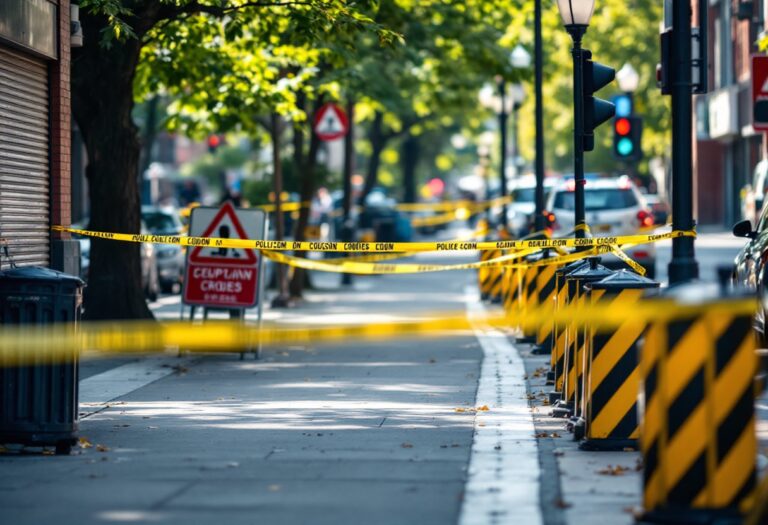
left=581, top=50, right=616, bottom=151
left=207, top=135, right=221, bottom=154
left=612, top=116, right=642, bottom=161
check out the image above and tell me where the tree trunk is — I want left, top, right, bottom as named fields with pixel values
left=71, top=13, right=152, bottom=320
left=289, top=98, right=323, bottom=298
left=270, top=113, right=291, bottom=305
left=361, top=111, right=386, bottom=202
left=401, top=133, right=420, bottom=203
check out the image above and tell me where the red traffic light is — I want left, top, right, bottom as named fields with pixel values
left=615, top=117, right=631, bottom=136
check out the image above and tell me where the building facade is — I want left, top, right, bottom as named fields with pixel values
left=694, top=0, right=767, bottom=226
left=0, top=0, right=76, bottom=273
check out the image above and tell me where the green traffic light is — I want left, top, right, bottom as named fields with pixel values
left=617, top=137, right=633, bottom=156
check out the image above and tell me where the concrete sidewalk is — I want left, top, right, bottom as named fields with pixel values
left=0, top=253, right=489, bottom=525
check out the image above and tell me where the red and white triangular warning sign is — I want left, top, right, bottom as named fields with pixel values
left=189, top=202, right=258, bottom=266
left=314, top=103, right=348, bottom=141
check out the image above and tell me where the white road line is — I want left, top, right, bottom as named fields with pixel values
left=459, top=289, right=543, bottom=525
left=79, top=354, right=198, bottom=416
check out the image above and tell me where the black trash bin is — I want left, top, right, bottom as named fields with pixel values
left=0, top=267, right=84, bottom=454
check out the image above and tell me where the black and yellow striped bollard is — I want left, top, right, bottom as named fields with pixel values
left=547, top=259, right=590, bottom=398
left=517, top=250, right=547, bottom=344
left=639, top=287, right=758, bottom=523
left=532, top=258, right=560, bottom=355
left=477, top=249, right=493, bottom=301
left=500, top=256, right=512, bottom=309
left=551, top=258, right=613, bottom=419
left=578, top=270, right=659, bottom=450
left=486, top=249, right=504, bottom=304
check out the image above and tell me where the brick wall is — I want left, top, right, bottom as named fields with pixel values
left=50, top=0, right=71, bottom=238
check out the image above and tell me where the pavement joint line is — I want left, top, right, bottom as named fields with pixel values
left=79, top=353, right=200, bottom=417
left=458, top=287, right=544, bottom=525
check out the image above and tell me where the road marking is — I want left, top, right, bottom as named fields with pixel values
left=459, top=288, right=543, bottom=525
left=79, top=354, right=198, bottom=417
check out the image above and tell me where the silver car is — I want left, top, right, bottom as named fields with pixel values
left=141, top=206, right=185, bottom=293
left=546, top=176, right=657, bottom=278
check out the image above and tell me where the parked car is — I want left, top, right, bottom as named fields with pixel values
left=741, top=159, right=768, bottom=225
left=732, top=212, right=768, bottom=345
left=504, top=175, right=560, bottom=237
left=74, top=219, right=160, bottom=301
left=358, top=190, right=413, bottom=242
left=142, top=206, right=185, bottom=293
left=643, top=193, right=670, bottom=226
left=545, top=175, right=657, bottom=277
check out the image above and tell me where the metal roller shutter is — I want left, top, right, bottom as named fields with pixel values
left=0, top=46, right=49, bottom=269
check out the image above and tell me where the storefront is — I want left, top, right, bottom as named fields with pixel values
left=0, top=0, right=75, bottom=272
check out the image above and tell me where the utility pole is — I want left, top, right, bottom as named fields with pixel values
left=668, top=0, right=699, bottom=283
left=533, top=0, right=546, bottom=231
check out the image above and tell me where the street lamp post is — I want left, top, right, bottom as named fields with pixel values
left=498, top=78, right=510, bottom=231
left=510, top=83, right=527, bottom=176
left=479, top=46, right=531, bottom=232
left=556, top=0, right=594, bottom=239
left=534, top=0, right=546, bottom=231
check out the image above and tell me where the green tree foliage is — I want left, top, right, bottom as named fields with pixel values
left=349, top=0, right=527, bottom=199
left=508, top=0, right=669, bottom=176
left=74, top=0, right=390, bottom=319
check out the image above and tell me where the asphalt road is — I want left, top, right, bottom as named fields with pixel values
left=1, top=248, right=487, bottom=525
left=1, top=225, right=761, bottom=525
left=654, top=229, right=746, bottom=284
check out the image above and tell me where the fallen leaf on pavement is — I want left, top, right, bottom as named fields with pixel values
left=79, top=438, right=93, bottom=449
left=553, top=498, right=572, bottom=509
left=96, top=444, right=109, bottom=452
left=454, top=408, right=467, bottom=413
left=476, top=405, right=489, bottom=411
left=623, top=506, right=642, bottom=517
left=401, top=442, right=414, bottom=448
left=597, top=465, right=630, bottom=476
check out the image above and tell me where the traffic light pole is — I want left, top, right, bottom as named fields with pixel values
left=568, top=26, right=587, bottom=239
left=668, top=0, right=699, bottom=284
left=533, top=0, right=546, bottom=231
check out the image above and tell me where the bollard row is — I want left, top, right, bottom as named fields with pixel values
left=495, top=255, right=764, bottom=524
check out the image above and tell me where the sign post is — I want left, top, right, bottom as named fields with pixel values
left=182, top=202, right=268, bottom=358
left=314, top=103, right=349, bottom=141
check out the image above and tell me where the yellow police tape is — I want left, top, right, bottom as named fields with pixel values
left=262, top=244, right=633, bottom=275
left=0, top=296, right=755, bottom=367
left=257, top=201, right=309, bottom=213
left=308, top=224, right=492, bottom=265
left=51, top=226, right=694, bottom=254
left=262, top=247, right=540, bottom=274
